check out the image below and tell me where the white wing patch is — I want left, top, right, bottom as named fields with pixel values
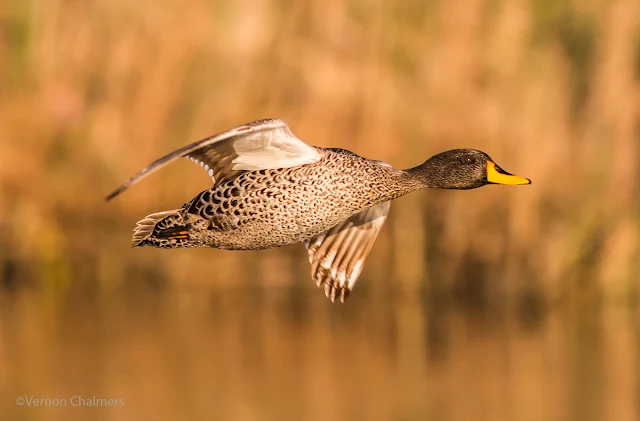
left=304, top=201, right=391, bottom=303
left=231, top=127, right=320, bottom=171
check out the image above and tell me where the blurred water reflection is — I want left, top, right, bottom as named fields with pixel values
left=1, top=277, right=637, bottom=421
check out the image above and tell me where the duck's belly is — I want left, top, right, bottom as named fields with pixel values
left=202, top=204, right=352, bottom=250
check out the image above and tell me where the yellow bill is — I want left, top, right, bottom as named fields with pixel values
left=486, top=160, right=531, bottom=185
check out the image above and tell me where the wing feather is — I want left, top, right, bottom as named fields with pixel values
left=304, top=201, right=391, bottom=302
left=105, top=118, right=321, bottom=201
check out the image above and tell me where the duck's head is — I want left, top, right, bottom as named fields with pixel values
left=411, top=149, right=531, bottom=190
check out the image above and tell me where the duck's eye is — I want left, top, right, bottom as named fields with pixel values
left=460, top=155, right=476, bottom=165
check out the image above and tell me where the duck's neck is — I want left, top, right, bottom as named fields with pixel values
left=367, top=164, right=438, bottom=204
left=401, top=161, right=449, bottom=190
left=358, top=159, right=446, bottom=206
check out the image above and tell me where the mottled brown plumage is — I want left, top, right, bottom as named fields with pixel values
left=106, top=118, right=531, bottom=302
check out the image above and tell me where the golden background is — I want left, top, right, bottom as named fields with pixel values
left=1, top=0, right=639, bottom=420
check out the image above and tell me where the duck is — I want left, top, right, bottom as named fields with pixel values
left=106, top=118, right=531, bottom=302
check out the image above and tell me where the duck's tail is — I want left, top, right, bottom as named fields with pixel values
left=131, top=209, right=196, bottom=248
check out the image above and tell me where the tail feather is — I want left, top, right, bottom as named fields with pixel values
left=131, top=209, right=186, bottom=247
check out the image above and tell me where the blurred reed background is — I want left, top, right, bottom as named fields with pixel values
left=1, top=0, right=639, bottom=420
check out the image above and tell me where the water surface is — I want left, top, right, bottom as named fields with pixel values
left=1, top=278, right=637, bottom=421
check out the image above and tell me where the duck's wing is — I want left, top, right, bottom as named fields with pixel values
left=304, top=201, right=390, bottom=303
left=105, top=118, right=322, bottom=201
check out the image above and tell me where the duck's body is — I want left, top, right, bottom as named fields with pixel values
left=107, top=118, right=531, bottom=302
left=147, top=149, right=406, bottom=250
